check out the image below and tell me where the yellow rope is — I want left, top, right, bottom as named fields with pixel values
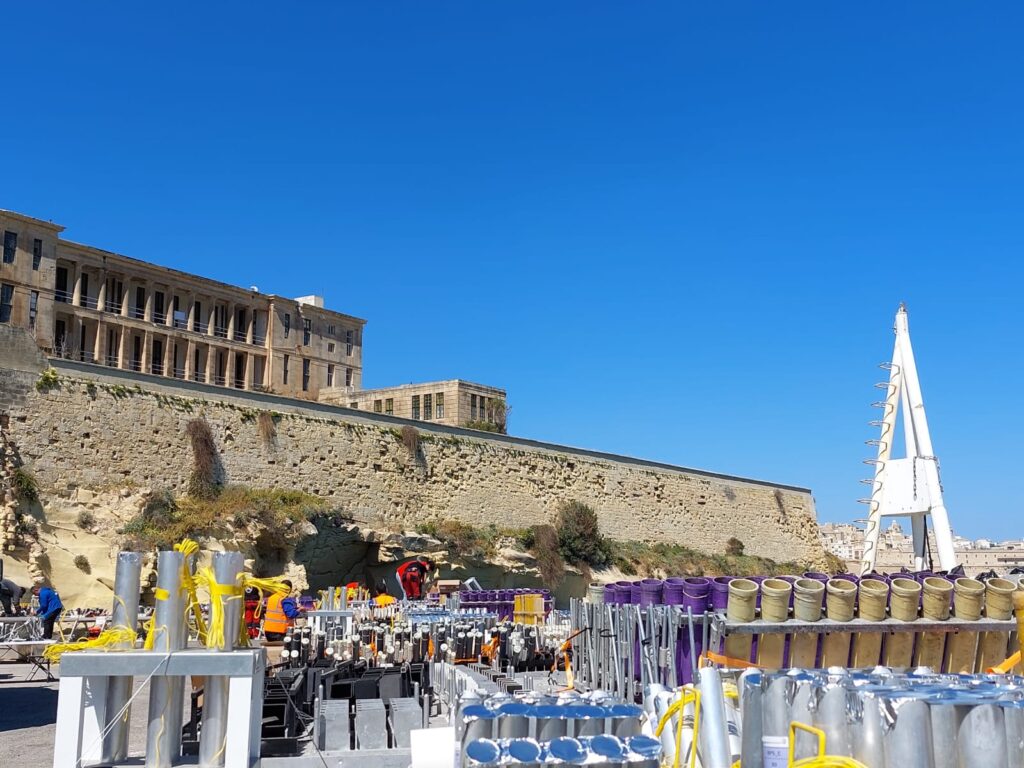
left=43, top=625, right=138, bottom=663
left=175, top=538, right=208, bottom=644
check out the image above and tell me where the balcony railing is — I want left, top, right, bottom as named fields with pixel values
left=214, top=326, right=228, bottom=339
left=81, top=350, right=95, bottom=363
left=152, top=312, right=167, bottom=325
left=151, top=362, right=164, bottom=376
left=130, top=307, right=144, bottom=320
left=251, top=333, right=266, bottom=346
left=106, top=355, right=120, bottom=367
left=233, top=330, right=247, bottom=343
left=80, top=296, right=98, bottom=310
left=172, top=367, right=185, bottom=380
left=55, top=290, right=71, bottom=303
left=213, top=375, right=226, bottom=386
left=105, top=300, right=121, bottom=313
left=233, top=378, right=245, bottom=389
left=192, top=371, right=205, bottom=383
left=128, top=360, right=141, bottom=372
left=173, top=318, right=188, bottom=329
left=193, top=321, right=209, bottom=334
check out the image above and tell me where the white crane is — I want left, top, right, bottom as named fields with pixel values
left=858, top=304, right=957, bottom=575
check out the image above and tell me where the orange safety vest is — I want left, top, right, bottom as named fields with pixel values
left=263, top=593, right=291, bottom=634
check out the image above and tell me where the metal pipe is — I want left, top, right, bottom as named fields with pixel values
left=198, top=550, right=245, bottom=768
left=101, top=551, right=143, bottom=764
left=956, top=703, right=1006, bottom=768
left=145, top=550, right=186, bottom=768
left=697, top=665, right=732, bottom=768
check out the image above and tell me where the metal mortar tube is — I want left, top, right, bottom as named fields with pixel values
left=811, top=682, right=853, bottom=760
left=100, top=551, right=143, bottom=764
left=957, top=703, right=1007, bottom=767
left=145, top=550, right=186, bottom=768
left=697, top=665, right=733, bottom=768
left=1001, top=700, right=1024, bottom=768
left=738, top=670, right=764, bottom=768
left=198, top=550, right=244, bottom=768
left=881, top=697, right=934, bottom=768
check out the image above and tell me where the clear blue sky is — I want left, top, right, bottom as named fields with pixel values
left=4, top=3, right=1023, bottom=539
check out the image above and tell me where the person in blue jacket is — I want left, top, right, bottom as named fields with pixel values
left=32, top=583, right=63, bottom=639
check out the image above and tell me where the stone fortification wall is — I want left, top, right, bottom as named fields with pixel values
left=1, top=342, right=824, bottom=565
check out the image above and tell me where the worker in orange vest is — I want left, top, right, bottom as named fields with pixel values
left=263, top=580, right=302, bottom=641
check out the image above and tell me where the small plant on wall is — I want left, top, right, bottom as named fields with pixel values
left=185, top=417, right=222, bottom=499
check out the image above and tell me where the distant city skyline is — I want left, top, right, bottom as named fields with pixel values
left=3, top=3, right=1022, bottom=537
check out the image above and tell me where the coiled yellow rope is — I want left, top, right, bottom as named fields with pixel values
left=175, top=538, right=208, bottom=644
left=43, top=625, right=138, bottom=663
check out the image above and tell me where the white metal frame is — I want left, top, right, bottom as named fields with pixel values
left=859, top=304, right=957, bottom=574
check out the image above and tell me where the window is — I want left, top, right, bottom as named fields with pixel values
left=327, top=342, right=335, bottom=353
left=411, top=395, right=420, bottom=420
left=0, top=283, right=13, bottom=323
left=471, top=394, right=477, bottom=420
left=303, top=318, right=311, bottom=346
left=385, top=398, right=393, bottom=415
left=423, top=394, right=432, bottom=421
left=436, top=393, right=444, bottom=419
left=349, top=402, right=358, bottom=409
left=373, top=399, right=382, bottom=413
left=302, top=358, right=310, bottom=391
left=328, top=324, right=335, bottom=336
left=193, top=300, right=203, bottom=330
left=346, top=329, right=354, bottom=356
left=29, top=291, right=38, bottom=328
left=283, top=354, right=290, bottom=384
left=2, top=231, right=15, bottom=264
left=32, top=239, right=42, bottom=270
left=327, top=364, right=334, bottom=387
left=345, top=367, right=352, bottom=387
left=283, top=313, right=290, bottom=338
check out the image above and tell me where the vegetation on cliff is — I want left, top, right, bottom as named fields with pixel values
left=118, top=486, right=330, bottom=549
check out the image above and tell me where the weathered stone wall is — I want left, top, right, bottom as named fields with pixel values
left=0, top=348, right=825, bottom=566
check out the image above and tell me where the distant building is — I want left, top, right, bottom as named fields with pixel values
left=0, top=209, right=505, bottom=428
left=820, top=520, right=1024, bottom=576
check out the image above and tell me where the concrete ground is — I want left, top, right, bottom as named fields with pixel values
left=0, top=661, right=189, bottom=768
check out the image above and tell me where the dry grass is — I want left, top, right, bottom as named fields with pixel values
left=185, top=417, right=220, bottom=498
left=531, top=524, right=565, bottom=587
left=608, top=540, right=804, bottom=578
left=401, top=425, right=420, bottom=455
left=257, top=411, right=277, bottom=448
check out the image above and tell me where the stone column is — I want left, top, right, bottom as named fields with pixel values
left=226, top=349, right=236, bottom=388
left=118, top=330, right=130, bottom=369
left=141, top=330, right=153, bottom=372
left=95, top=319, right=106, bottom=363
left=120, top=280, right=131, bottom=317
left=71, top=263, right=82, bottom=305
left=97, top=273, right=107, bottom=313
left=163, top=338, right=174, bottom=377
left=246, top=311, right=254, bottom=344
left=185, top=340, right=196, bottom=380
left=207, top=302, right=216, bottom=337
left=143, top=281, right=153, bottom=322
left=243, top=353, right=252, bottom=390
left=227, top=302, right=236, bottom=341
left=206, top=346, right=217, bottom=384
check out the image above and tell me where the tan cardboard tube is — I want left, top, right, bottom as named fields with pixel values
left=944, top=577, right=984, bottom=673
left=914, top=577, right=952, bottom=670
left=1014, top=589, right=1024, bottom=674
left=821, top=578, right=857, bottom=668
left=978, top=578, right=1015, bottom=672
left=852, top=578, right=889, bottom=668
left=724, top=578, right=758, bottom=664
left=884, top=577, right=920, bottom=668
left=757, top=579, right=792, bottom=668
left=790, top=578, right=825, bottom=668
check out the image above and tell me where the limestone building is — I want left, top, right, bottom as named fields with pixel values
left=0, top=209, right=504, bottom=425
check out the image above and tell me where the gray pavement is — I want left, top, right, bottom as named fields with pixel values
left=0, top=661, right=188, bottom=768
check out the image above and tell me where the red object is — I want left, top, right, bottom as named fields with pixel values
left=397, top=559, right=430, bottom=600
left=244, top=599, right=260, bottom=638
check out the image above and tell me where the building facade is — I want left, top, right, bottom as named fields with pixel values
left=319, top=379, right=508, bottom=431
left=820, top=521, right=1024, bottom=577
left=1, top=209, right=507, bottom=426
left=0, top=209, right=364, bottom=400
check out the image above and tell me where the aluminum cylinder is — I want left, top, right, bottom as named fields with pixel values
left=100, top=551, right=143, bottom=764
left=738, top=670, right=764, bottom=768
left=198, top=550, right=244, bottom=768
left=145, top=550, right=186, bottom=768
left=882, top=698, right=933, bottom=768
left=698, top=666, right=733, bottom=768
left=957, top=703, right=1006, bottom=767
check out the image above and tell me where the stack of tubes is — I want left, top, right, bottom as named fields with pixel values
left=457, top=689, right=656, bottom=768
left=577, top=571, right=1022, bottom=688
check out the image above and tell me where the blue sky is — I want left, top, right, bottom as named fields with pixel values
left=4, top=3, right=1023, bottom=538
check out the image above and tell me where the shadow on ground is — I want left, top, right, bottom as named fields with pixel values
left=0, top=686, right=58, bottom=731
